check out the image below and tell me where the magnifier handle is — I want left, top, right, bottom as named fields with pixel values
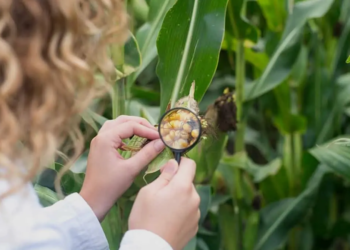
left=175, top=152, right=181, bottom=164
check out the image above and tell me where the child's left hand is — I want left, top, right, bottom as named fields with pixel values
left=80, top=116, right=165, bottom=221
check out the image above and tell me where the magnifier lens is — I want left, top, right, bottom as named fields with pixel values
left=159, top=108, right=201, bottom=150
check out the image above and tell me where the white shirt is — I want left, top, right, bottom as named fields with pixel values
left=0, top=181, right=172, bottom=250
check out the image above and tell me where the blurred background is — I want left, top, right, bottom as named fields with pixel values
left=34, top=0, right=350, bottom=249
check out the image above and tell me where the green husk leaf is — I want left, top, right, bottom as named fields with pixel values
left=143, top=147, right=173, bottom=182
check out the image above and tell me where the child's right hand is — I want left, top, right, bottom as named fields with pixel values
left=129, top=158, right=200, bottom=250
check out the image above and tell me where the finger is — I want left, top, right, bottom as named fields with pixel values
left=125, top=139, right=165, bottom=174
left=172, top=157, right=196, bottom=184
left=100, top=116, right=156, bottom=133
left=98, top=121, right=159, bottom=148
left=149, top=160, right=178, bottom=189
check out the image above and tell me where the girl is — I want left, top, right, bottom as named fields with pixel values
left=0, top=1, right=200, bottom=250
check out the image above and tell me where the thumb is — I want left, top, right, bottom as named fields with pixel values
left=150, top=160, right=178, bottom=189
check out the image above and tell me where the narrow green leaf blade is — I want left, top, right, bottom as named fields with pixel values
left=257, top=0, right=286, bottom=32
left=310, top=140, right=350, bottom=181
left=34, top=184, right=59, bottom=207
left=101, top=205, right=123, bottom=250
left=196, top=185, right=211, bottom=225
left=226, top=0, right=259, bottom=42
left=128, top=0, right=176, bottom=86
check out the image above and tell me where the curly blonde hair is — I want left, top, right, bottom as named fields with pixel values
left=0, top=0, right=128, bottom=199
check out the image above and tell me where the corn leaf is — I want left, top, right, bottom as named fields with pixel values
left=226, top=0, right=259, bottom=42
left=127, top=0, right=176, bottom=89
left=156, top=0, right=229, bottom=112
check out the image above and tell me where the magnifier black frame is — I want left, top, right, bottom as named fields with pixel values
left=158, top=107, right=202, bottom=163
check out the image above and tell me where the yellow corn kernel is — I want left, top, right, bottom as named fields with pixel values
left=172, top=139, right=188, bottom=149
left=191, top=129, right=199, bottom=138
left=160, top=128, right=170, bottom=136
left=183, top=123, right=192, bottom=133
left=163, top=135, right=173, bottom=145
left=163, top=122, right=172, bottom=129
left=174, top=130, right=181, bottom=140
left=180, top=130, right=189, bottom=139
left=179, top=139, right=189, bottom=148
left=169, top=130, right=176, bottom=140
left=169, top=113, right=180, bottom=121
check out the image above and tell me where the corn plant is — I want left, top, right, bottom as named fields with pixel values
left=34, top=0, right=350, bottom=249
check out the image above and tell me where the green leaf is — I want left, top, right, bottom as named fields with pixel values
left=244, top=0, right=334, bottom=101
left=80, top=110, right=100, bottom=133
left=347, top=55, right=350, bottom=63
left=218, top=204, right=239, bottom=250
left=127, top=0, right=176, bottom=86
left=129, top=0, right=149, bottom=22
left=142, top=147, right=174, bottom=180
left=71, top=151, right=88, bottom=173
left=101, top=205, right=123, bottom=250
left=111, top=32, right=142, bottom=79
left=290, top=45, right=308, bottom=87
left=297, top=224, right=313, bottom=250
left=317, top=18, right=350, bottom=142
left=189, top=132, right=228, bottom=183
left=221, top=152, right=282, bottom=183
left=85, top=109, right=108, bottom=126
left=257, top=0, right=286, bottom=32
left=196, top=185, right=212, bottom=225
left=157, top=0, right=229, bottom=111
left=316, top=74, right=350, bottom=143
left=221, top=36, right=268, bottom=71
left=211, top=194, right=231, bottom=207
left=184, top=237, right=197, bottom=250
left=127, top=100, right=160, bottom=125
left=226, top=0, right=259, bottom=42
left=260, top=165, right=290, bottom=204
left=130, top=85, right=161, bottom=104
left=34, top=184, right=59, bottom=207
left=331, top=16, right=350, bottom=74
left=254, top=166, right=328, bottom=250
left=54, top=163, right=85, bottom=195
left=244, top=212, right=260, bottom=250
left=36, top=165, right=85, bottom=196
left=273, top=113, right=307, bottom=134
left=310, top=139, right=350, bottom=181
left=197, top=238, right=210, bottom=250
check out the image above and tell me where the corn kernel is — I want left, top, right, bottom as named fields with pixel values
left=191, top=129, right=199, bottom=138
left=183, top=123, right=192, bottom=133
left=180, top=130, right=189, bottom=139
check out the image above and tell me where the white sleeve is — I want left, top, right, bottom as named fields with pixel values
left=0, top=181, right=109, bottom=250
left=43, top=193, right=109, bottom=250
left=120, top=230, right=173, bottom=250
left=45, top=193, right=173, bottom=250
left=0, top=181, right=172, bottom=250
left=0, top=182, right=71, bottom=249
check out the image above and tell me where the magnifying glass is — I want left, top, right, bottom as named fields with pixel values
left=158, top=107, right=202, bottom=164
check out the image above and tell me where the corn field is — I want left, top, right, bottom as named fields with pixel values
left=33, top=0, right=350, bottom=249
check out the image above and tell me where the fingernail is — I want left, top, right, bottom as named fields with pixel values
left=154, top=139, right=165, bottom=152
left=163, top=160, right=177, bottom=174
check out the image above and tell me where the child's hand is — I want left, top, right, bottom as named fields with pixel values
left=80, top=116, right=165, bottom=221
left=129, top=158, right=200, bottom=250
